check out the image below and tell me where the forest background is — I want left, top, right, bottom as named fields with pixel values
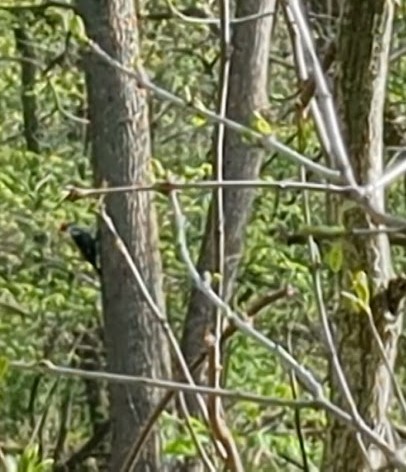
left=1, top=1, right=406, bottom=471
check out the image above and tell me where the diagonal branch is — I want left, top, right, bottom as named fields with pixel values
left=110, top=285, right=292, bottom=469
left=100, top=207, right=223, bottom=471
left=284, top=0, right=357, bottom=187
left=82, top=37, right=406, bottom=228
left=83, top=38, right=340, bottom=182
left=168, top=189, right=406, bottom=469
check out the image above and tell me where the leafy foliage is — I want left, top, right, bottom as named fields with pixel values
left=0, top=0, right=405, bottom=470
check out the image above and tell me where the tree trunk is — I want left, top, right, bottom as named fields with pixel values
left=76, top=1, right=171, bottom=470
left=181, top=0, right=276, bottom=390
left=322, top=2, right=399, bottom=470
left=14, top=24, right=40, bottom=154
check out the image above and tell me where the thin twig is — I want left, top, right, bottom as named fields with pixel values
left=55, top=421, right=110, bottom=471
left=10, top=360, right=319, bottom=410
left=284, top=1, right=357, bottom=188
left=168, top=190, right=406, bottom=468
left=113, top=286, right=291, bottom=469
left=222, top=286, right=296, bottom=343
left=84, top=38, right=340, bottom=182
left=287, top=329, right=310, bottom=472
left=64, top=179, right=350, bottom=201
left=170, top=190, right=322, bottom=396
left=281, top=3, right=335, bottom=167
left=299, top=166, right=371, bottom=462
left=100, top=208, right=222, bottom=471
left=82, top=36, right=406, bottom=225
left=363, top=306, right=406, bottom=422
left=368, top=152, right=406, bottom=193
left=177, top=392, right=218, bottom=471
left=206, top=1, right=243, bottom=470
left=53, top=386, right=74, bottom=465
left=166, top=0, right=276, bottom=26
left=49, top=79, right=89, bottom=125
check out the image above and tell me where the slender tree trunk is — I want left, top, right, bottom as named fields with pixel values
left=76, top=2, right=171, bottom=470
left=14, top=25, right=40, bottom=154
left=181, top=0, right=276, bottom=391
left=322, top=2, right=400, bottom=470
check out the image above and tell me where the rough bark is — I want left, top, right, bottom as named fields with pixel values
left=181, top=0, right=276, bottom=385
left=322, top=2, right=399, bottom=471
left=14, top=25, right=40, bottom=154
left=76, top=1, right=171, bottom=470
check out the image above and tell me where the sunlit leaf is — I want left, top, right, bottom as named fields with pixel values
left=251, top=111, right=273, bottom=135
left=352, top=270, right=370, bottom=307
left=324, top=241, right=343, bottom=273
left=0, top=356, right=9, bottom=383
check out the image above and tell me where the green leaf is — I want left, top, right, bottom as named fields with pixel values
left=251, top=111, right=273, bottom=135
left=324, top=241, right=343, bottom=273
left=191, top=114, right=207, bottom=128
left=69, top=14, right=86, bottom=42
left=341, top=271, right=371, bottom=314
left=352, top=270, right=370, bottom=307
left=341, top=290, right=363, bottom=313
left=0, top=356, right=9, bottom=383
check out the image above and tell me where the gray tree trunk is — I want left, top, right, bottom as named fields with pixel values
left=181, top=0, right=276, bottom=391
left=322, top=1, right=399, bottom=470
left=76, top=1, right=171, bottom=470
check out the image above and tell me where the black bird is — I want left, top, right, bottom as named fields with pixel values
left=60, top=222, right=101, bottom=275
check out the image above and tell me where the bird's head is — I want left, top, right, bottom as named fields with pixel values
left=59, top=222, right=75, bottom=234
left=59, top=223, right=89, bottom=240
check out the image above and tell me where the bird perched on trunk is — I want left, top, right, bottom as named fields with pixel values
left=59, top=222, right=101, bottom=275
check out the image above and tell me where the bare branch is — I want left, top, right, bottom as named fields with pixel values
left=170, top=190, right=323, bottom=396
left=204, top=0, right=244, bottom=469
left=177, top=392, right=219, bottom=471
left=117, top=285, right=292, bottom=469
left=55, top=421, right=110, bottom=472
left=301, top=170, right=370, bottom=458
left=285, top=225, right=406, bottom=248
left=81, top=37, right=406, bottom=228
left=287, top=329, right=310, bottom=472
left=10, top=360, right=319, bottom=410
left=64, top=179, right=350, bottom=201
left=367, top=150, right=406, bottom=192
left=363, top=305, right=406, bottom=422
left=169, top=190, right=406, bottom=468
left=100, top=208, right=223, bottom=471
left=281, top=3, right=336, bottom=168
left=166, top=0, right=276, bottom=26
left=83, top=38, right=340, bottom=182
left=284, top=1, right=357, bottom=187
